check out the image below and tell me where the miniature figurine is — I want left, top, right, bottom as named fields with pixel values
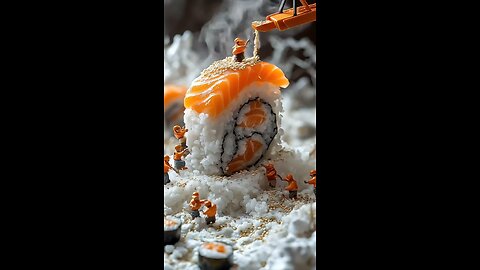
left=283, top=174, right=299, bottom=199
left=173, top=125, right=188, bottom=148
left=189, top=192, right=207, bottom=218
left=304, top=169, right=316, bottom=198
left=173, top=125, right=190, bottom=157
left=164, top=155, right=178, bottom=185
left=232, top=38, right=249, bottom=62
left=262, top=163, right=282, bottom=188
left=203, top=200, right=217, bottom=225
left=173, top=144, right=188, bottom=171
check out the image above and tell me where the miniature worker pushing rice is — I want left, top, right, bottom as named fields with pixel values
left=164, top=155, right=178, bottom=185
left=189, top=192, right=207, bottom=218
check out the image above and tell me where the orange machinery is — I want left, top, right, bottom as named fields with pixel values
left=252, top=0, right=316, bottom=32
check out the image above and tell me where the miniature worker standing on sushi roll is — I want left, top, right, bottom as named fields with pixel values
left=304, top=169, right=317, bottom=198
left=284, top=174, right=299, bottom=199
left=262, top=163, right=282, bottom=188
left=203, top=200, right=217, bottom=225
left=189, top=192, right=207, bottom=218
left=173, top=145, right=188, bottom=171
left=232, top=38, right=249, bottom=62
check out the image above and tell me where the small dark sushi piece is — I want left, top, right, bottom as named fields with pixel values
left=198, top=242, right=233, bottom=270
left=164, top=216, right=182, bottom=246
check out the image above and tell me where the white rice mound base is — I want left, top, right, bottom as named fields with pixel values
left=184, top=82, right=284, bottom=176
left=164, top=135, right=316, bottom=270
left=198, top=242, right=233, bottom=259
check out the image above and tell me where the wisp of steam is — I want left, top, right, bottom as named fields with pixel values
left=164, top=0, right=316, bottom=108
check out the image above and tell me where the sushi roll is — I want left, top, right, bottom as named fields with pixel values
left=164, top=85, right=187, bottom=131
left=184, top=56, right=289, bottom=176
left=198, top=242, right=233, bottom=270
left=164, top=216, right=182, bottom=246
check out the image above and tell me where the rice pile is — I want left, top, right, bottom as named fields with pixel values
left=164, top=145, right=316, bottom=270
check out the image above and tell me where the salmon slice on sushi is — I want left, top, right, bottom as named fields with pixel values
left=198, top=242, right=234, bottom=270
left=164, top=85, right=187, bottom=131
left=184, top=39, right=289, bottom=176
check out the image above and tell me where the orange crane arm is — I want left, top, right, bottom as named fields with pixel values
left=252, top=1, right=316, bottom=32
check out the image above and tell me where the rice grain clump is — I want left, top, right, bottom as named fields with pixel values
left=184, top=58, right=289, bottom=176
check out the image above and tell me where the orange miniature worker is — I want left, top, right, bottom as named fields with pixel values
left=173, top=125, right=188, bottom=148
left=173, top=145, right=188, bottom=171
left=232, top=37, right=249, bottom=62
left=262, top=163, right=282, bottom=188
left=203, top=200, right=217, bottom=225
left=304, top=169, right=316, bottom=198
left=164, top=155, right=177, bottom=185
left=284, top=174, right=299, bottom=199
left=189, top=192, right=207, bottom=218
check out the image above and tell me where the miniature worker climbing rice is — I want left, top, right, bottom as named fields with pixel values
left=284, top=174, right=299, bottom=199
left=164, top=155, right=178, bottom=185
left=304, top=169, right=316, bottom=198
left=173, top=125, right=188, bottom=148
left=173, top=144, right=188, bottom=171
